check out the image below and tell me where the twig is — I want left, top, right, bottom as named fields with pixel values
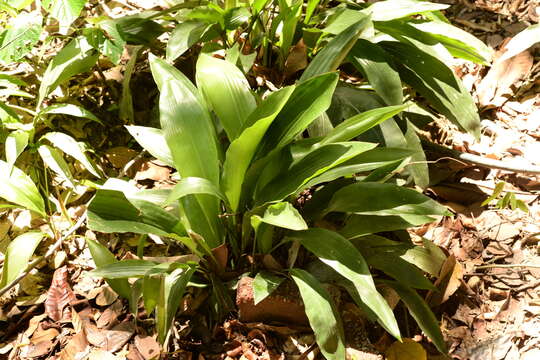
left=475, top=263, right=540, bottom=270
left=516, top=279, right=540, bottom=292
left=0, top=213, right=87, bottom=298
left=420, top=138, right=540, bottom=174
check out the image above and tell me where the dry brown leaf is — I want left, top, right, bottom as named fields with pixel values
left=477, top=45, right=533, bottom=107
left=25, top=327, right=59, bottom=358
left=45, top=266, right=77, bottom=322
left=428, top=255, right=463, bottom=306
left=88, top=349, right=119, bottom=360
left=105, top=147, right=138, bottom=169
left=95, top=286, right=119, bottom=307
left=134, top=161, right=171, bottom=181
left=85, top=321, right=135, bottom=352
left=134, top=335, right=160, bottom=360
left=59, top=332, right=90, bottom=360
left=284, top=39, right=308, bottom=78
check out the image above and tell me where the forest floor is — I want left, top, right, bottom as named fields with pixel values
left=1, top=0, right=540, bottom=359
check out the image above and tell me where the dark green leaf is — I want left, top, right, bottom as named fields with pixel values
left=253, top=272, right=285, bottom=305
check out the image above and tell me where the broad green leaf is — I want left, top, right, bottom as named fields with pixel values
left=38, top=144, right=76, bottom=188
left=156, top=265, right=196, bottom=343
left=322, top=8, right=367, bottom=35
left=382, top=280, right=447, bottom=353
left=164, top=177, right=228, bottom=206
left=105, top=15, right=165, bottom=45
left=300, top=17, right=370, bottom=82
left=5, top=130, right=29, bottom=168
left=125, top=125, right=174, bottom=167
left=150, top=54, right=222, bottom=247
left=119, top=45, right=142, bottom=123
left=253, top=272, right=284, bottom=305
left=87, top=189, right=188, bottom=239
left=252, top=0, right=270, bottom=13
left=258, top=72, right=338, bottom=155
left=276, top=1, right=301, bottom=59
left=0, top=160, right=45, bottom=216
left=375, top=20, right=492, bottom=65
left=38, top=103, right=102, bottom=124
left=166, top=21, right=208, bottom=62
left=288, top=229, right=400, bottom=339
left=0, top=232, right=46, bottom=288
left=256, top=142, right=376, bottom=204
left=149, top=54, right=219, bottom=185
left=348, top=39, right=403, bottom=105
left=41, top=132, right=101, bottom=178
left=257, top=202, right=307, bottom=230
left=320, top=104, right=408, bottom=145
left=352, top=237, right=436, bottom=290
left=86, top=238, right=131, bottom=299
left=499, top=24, right=540, bottom=61
left=410, top=21, right=492, bottom=64
left=38, top=36, right=98, bottom=106
left=222, top=85, right=295, bottom=211
left=0, top=12, right=42, bottom=63
left=290, top=269, right=345, bottom=360
left=365, top=0, right=449, bottom=21
left=326, top=182, right=449, bottom=216
left=380, top=41, right=480, bottom=138
left=91, top=259, right=158, bottom=278
left=401, top=238, right=446, bottom=276
left=48, top=0, right=87, bottom=34
left=341, top=214, right=437, bottom=238
left=196, top=54, right=256, bottom=140
left=304, top=147, right=413, bottom=189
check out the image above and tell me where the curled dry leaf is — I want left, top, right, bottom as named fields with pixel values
left=477, top=42, right=533, bottom=107
left=45, top=266, right=77, bottom=322
left=85, top=321, right=135, bottom=352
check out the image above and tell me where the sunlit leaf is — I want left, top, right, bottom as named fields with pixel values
left=0, top=232, right=47, bottom=288
left=291, top=268, right=346, bottom=360
left=38, top=144, right=76, bottom=188
left=0, top=160, right=45, bottom=216
left=125, top=125, right=174, bottom=167
left=38, top=103, right=102, bottom=124
left=257, top=202, right=308, bottom=230
left=253, top=272, right=284, bottom=305
left=5, top=130, right=29, bottom=168
left=0, top=11, right=42, bottom=63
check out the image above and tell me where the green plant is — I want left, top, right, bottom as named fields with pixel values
left=481, top=182, right=528, bottom=212
left=86, top=53, right=452, bottom=357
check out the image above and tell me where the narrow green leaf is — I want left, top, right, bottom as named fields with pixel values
left=222, top=85, right=295, bottom=211
left=253, top=272, right=284, bottom=305
left=0, top=160, right=46, bottom=216
left=38, top=144, right=76, bottom=188
left=380, top=41, right=480, bottom=138
left=86, top=238, right=131, bottom=299
left=341, top=214, right=437, bottom=238
left=304, top=0, right=321, bottom=24
left=156, top=265, right=196, bottom=343
left=38, top=103, right=102, bottom=124
left=258, top=202, right=308, bottom=230
left=288, top=229, right=401, bottom=339
left=290, top=268, right=346, bottom=360
left=365, top=0, right=449, bottom=21
left=348, top=39, right=403, bottom=105
left=165, top=177, right=228, bottom=206
left=5, top=130, right=29, bottom=168
left=0, top=232, right=46, bottom=288
left=196, top=54, right=256, bottom=140
left=382, top=280, right=447, bottom=353
left=41, top=132, right=101, bottom=178
left=91, top=259, right=158, bottom=278
left=320, top=104, right=408, bottom=144
left=256, top=142, right=376, bottom=204
left=125, top=125, right=174, bottom=167
left=327, top=182, right=448, bottom=216
left=38, top=36, right=98, bottom=106
left=300, top=17, right=370, bottom=82
left=166, top=21, right=208, bottom=62
left=119, top=46, right=142, bottom=123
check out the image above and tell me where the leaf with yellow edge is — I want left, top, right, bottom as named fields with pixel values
left=386, top=339, right=427, bottom=360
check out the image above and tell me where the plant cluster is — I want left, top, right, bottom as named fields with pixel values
left=0, top=0, right=499, bottom=357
